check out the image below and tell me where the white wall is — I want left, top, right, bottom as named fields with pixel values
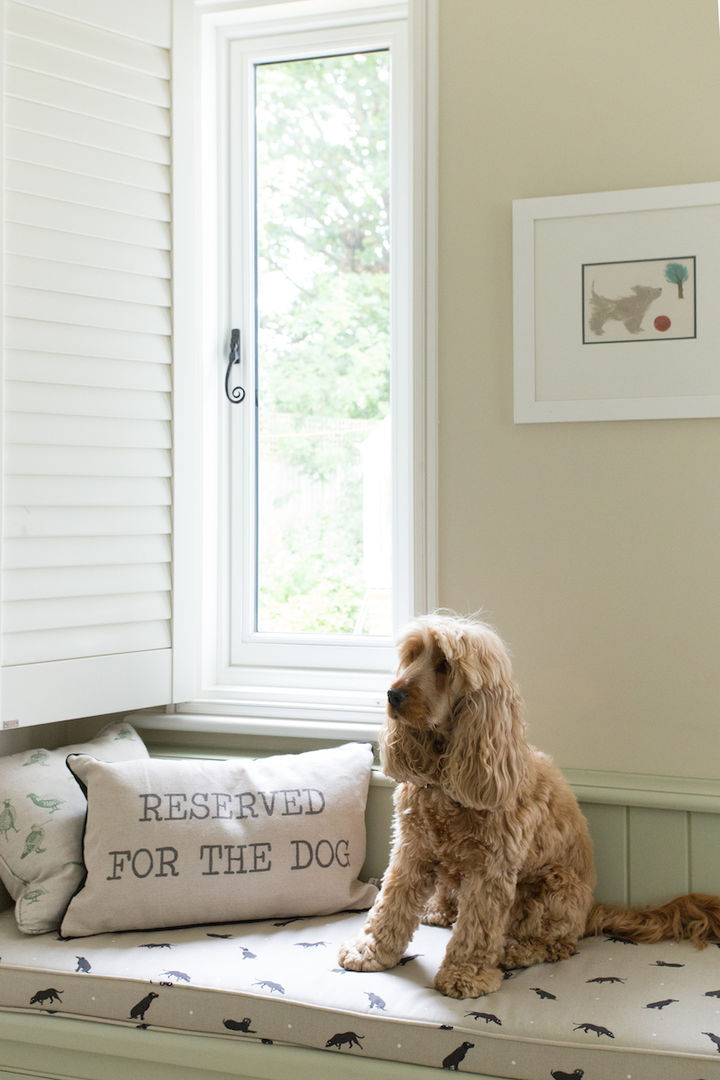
left=438, top=0, right=720, bottom=777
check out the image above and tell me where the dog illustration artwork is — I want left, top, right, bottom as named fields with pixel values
left=441, top=1041, right=474, bottom=1070
left=551, top=1070, right=584, bottom=1080
left=464, top=1011, right=501, bottom=1025
left=704, top=1031, right=720, bottom=1053
left=587, top=283, right=662, bottom=337
left=129, top=991, right=159, bottom=1022
left=573, top=1022, right=614, bottom=1039
left=338, top=613, right=720, bottom=998
left=223, top=1017, right=257, bottom=1033
left=29, top=987, right=63, bottom=1007
left=645, top=998, right=678, bottom=1009
left=75, top=956, right=91, bottom=973
left=325, top=1030, right=365, bottom=1050
left=253, top=979, right=285, bottom=994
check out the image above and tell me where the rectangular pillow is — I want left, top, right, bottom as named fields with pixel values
left=0, top=721, right=149, bottom=934
left=60, top=742, right=378, bottom=937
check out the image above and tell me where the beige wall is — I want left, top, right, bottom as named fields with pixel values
left=438, top=0, right=720, bottom=776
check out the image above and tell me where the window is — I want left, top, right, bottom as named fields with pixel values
left=172, top=0, right=437, bottom=729
left=252, top=48, right=392, bottom=639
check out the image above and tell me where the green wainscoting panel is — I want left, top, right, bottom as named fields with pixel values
left=627, top=807, right=690, bottom=905
left=579, top=802, right=628, bottom=906
left=361, top=777, right=394, bottom=882
left=689, top=812, right=720, bottom=894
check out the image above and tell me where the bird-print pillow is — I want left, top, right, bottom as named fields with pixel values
left=0, top=721, right=149, bottom=933
left=60, top=743, right=378, bottom=937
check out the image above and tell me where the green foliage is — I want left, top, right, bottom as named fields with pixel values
left=253, top=50, right=391, bottom=634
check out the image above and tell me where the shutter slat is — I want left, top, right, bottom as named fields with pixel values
left=6, top=287, right=171, bottom=336
left=6, top=99, right=170, bottom=163
left=5, top=34, right=170, bottom=107
left=6, top=161, right=171, bottom=221
left=5, top=476, right=171, bottom=507
left=6, top=193, right=170, bottom=248
left=6, top=67, right=170, bottom=136
left=6, top=224, right=171, bottom=277
left=6, top=381, right=172, bottom=420
left=5, top=592, right=171, bottom=633
left=6, top=352, right=172, bottom=391
left=6, top=413, right=170, bottom=448
left=5, top=320, right=171, bottom=364
left=6, top=130, right=170, bottom=194
left=5, top=505, right=171, bottom=538
left=3, top=621, right=171, bottom=666
left=5, top=563, right=171, bottom=602
left=6, top=445, right=171, bottom=477
left=7, top=256, right=171, bottom=307
left=4, top=534, right=171, bottom=569
left=7, top=3, right=170, bottom=75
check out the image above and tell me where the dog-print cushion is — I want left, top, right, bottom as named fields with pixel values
left=0, top=721, right=148, bottom=935
left=0, top=909, right=718, bottom=1079
left=60, top=743, right=377, bottom=937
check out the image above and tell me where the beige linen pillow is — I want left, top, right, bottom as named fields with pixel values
left=0, top=721, right=148, bottom=933
left=61, top=742, right=378, bottom=937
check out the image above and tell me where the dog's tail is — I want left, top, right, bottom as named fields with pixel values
left=585, top=893, right=720, bottom=949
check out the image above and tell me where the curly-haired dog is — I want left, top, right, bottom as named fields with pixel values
left=338, top=614, right=720, bottom=999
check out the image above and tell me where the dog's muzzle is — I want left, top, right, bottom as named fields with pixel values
left=387, top=688, right=408, bottom=709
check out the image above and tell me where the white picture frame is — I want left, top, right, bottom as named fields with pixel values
left=513, top=181, right=720, bottom=423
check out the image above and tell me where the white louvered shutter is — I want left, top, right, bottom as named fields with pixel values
left=2, top=0, right=174, bottom=726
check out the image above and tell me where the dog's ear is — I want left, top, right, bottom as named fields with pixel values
left=379, top=720, right=440, bottom=786
left=440, top=684, right=527, bottom=810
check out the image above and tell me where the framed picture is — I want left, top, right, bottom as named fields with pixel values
left=513, top=181, right=720, bottom=422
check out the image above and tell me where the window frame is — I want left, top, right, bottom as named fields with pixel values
left=171, top=0, right=438, bottom=732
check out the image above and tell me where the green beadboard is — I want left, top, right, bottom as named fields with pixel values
left=627, top=807, right=690, bottom=905
left=689, top=812, right=720, bottom=894
left=580, top=802, right=628, bottom=906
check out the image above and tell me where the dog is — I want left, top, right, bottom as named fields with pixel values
left=587, top=283, right=661, bottom=336
left=338, top=613, right=720, bottom=999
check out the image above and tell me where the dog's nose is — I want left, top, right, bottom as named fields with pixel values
left=387, top=688, right=408, bottom=708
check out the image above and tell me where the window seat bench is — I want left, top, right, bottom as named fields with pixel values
left=0, top=755, right=719, bottom=1080
left=0, top=893, right=718, bottom=1079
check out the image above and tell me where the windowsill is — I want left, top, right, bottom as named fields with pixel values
left=132, top=707, right=382, bottom=745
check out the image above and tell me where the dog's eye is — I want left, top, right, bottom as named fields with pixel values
left=435, top=658, right=450, bottom=676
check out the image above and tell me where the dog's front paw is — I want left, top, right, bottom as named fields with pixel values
left=434, top=962, right=503, bottom=999
left=338, top=933, right=399, bottom=973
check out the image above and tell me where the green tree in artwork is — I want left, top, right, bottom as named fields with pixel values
left=665, top=262, right=689, bottom=299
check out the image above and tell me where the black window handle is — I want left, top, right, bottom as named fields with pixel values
left=224, top=328, right=246, bottom=403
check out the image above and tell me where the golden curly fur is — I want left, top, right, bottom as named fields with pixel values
left=338, top=613, right=720, bottom=998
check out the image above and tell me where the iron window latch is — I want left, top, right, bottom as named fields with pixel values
left=224, top=328, right=246, bottom=403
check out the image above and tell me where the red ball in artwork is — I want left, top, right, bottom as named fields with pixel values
left=654, top=315, right=671, bottom=332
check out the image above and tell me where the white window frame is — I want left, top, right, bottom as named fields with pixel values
left=171, top=0, right=437, bottom=734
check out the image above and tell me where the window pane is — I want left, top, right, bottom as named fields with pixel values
left=254, top=51, right=391, bottom=636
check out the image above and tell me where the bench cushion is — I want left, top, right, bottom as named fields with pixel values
left=0, top=909, right=718, bottom=1079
